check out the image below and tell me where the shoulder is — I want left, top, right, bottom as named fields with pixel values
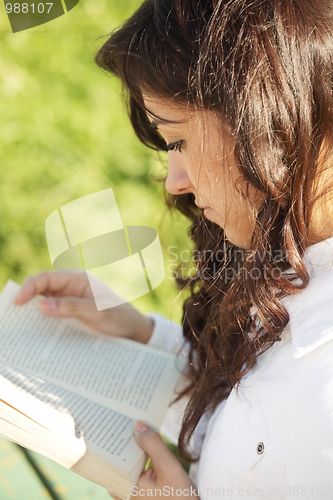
left=251, top=328, right=333, bottom=444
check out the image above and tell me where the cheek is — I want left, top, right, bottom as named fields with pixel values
left=226, top=184, right=265, bottom=229
left=185, top=149, right=206, bottom=188
left=190, top=155, right=227, bottom=198
left=212, top=168, right=263, bottom=222
left=209, top=165, right=240, bottom=210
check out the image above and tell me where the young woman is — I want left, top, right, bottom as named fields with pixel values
left=15, top=0, right=333, bottom=498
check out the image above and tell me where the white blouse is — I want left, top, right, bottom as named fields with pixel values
left=146, top=237, right=333, bottom=500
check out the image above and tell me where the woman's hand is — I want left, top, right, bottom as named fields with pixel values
left=14, top=271, right=154, bottom=344
left=108, top=421, right=199, bottom=500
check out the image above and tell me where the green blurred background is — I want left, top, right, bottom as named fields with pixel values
left=0, top=1, right=193, bottom=498
left=0, top=0, right=193, bottom=319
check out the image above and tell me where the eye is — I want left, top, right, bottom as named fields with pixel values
left=163, top=140, right=183, bottom=153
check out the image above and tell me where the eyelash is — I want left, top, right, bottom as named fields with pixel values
left=163, top=140, right=183, bottom=153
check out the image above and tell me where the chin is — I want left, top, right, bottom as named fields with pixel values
left=226, top=234, right=252, bottom=250
left=205, top=209, right=224, bottom=229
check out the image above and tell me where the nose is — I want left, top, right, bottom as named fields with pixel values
left=164, top=152, right=193, bottom=195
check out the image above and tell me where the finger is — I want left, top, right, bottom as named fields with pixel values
left=134, top=421, right=183, bottom=479
left=38, top=296, right=99, bottom=319
left=136, top=466, right=156, bottom=490
left=15, top=272, right=91, bottom=305
left=14, top=275, right=38, bottom=304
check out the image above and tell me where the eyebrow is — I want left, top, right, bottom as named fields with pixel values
left=146, top=111, right=190, bottom=127
left=150, top=117, right=188, bottom=127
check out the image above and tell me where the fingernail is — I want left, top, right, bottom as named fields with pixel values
left=135, top=421, right=151, bottom=433
left=39, top=298, right=57, bottom=314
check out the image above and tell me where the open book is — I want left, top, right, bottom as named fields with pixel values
left=0, top=280, right=188, bottom=499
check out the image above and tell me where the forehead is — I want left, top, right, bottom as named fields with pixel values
left=141, top=93, right=234, bottom=143
left=142, top=94, right=196, bottom=126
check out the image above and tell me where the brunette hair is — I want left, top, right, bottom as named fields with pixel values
left=95, top=0, right=333, bottom=464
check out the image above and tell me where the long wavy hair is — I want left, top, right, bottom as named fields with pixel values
left=95, top=0, right=333, bottom=464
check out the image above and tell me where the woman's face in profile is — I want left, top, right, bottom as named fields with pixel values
left=143, top=95, right=265, bottom=249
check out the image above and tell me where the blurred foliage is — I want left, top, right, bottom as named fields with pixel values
left=0, top=0, right=194, bottom=322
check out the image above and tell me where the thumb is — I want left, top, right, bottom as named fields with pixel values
left=134, top=421, right=181, bottom=477
left=39, top=296, right=98, bottom=319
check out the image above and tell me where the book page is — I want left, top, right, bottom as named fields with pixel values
left=0, top=280, right=188, bottom=428
left=0, top=362, right=145, bottom=473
